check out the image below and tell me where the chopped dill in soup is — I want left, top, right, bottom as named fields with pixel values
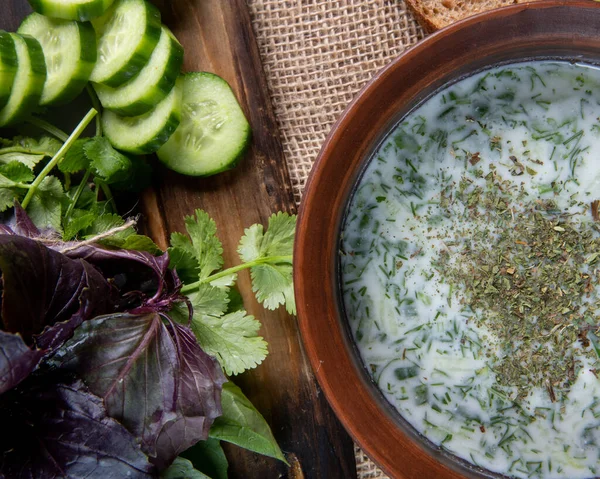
left=340, top=62, right=600, bottom=479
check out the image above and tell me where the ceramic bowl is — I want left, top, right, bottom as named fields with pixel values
left=294, top=2, right=600, bottom=478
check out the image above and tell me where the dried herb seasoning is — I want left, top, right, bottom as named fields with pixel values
left=435, top=168, right=600, bottom=399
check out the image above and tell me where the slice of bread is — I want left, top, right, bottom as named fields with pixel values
left=405, top=0, right=541, bottom=32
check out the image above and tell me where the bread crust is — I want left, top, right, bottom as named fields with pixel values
left=405, top=0, right=445, bottom=32
left=405, top=0, right=540, bottom=33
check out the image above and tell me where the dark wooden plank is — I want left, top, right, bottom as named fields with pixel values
left=146, top=1, right=358, bottom=477
left=1, top=1, right=358, bottom=478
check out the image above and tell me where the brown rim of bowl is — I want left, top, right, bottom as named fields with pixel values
left=294, top=1, right=600, bottom=478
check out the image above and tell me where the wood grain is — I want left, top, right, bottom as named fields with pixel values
left=1, top=1, right=357, bottom=478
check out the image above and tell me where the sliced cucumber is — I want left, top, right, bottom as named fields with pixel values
left=90, top=0, right=161, bottom=87
left=157, top=72, right=251, bottom=177
left=102, top=78, right=182, bottom=154
left=0, top=31, right=18, bottom=111
left=18, top=13, right=96, bottom=106
left=27, top=0, right=116, bottom=22
left=0, top=34, right=46, bottom=127
left=94, top=26, right=183, bottom=116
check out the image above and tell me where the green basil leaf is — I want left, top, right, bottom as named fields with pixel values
left=209, top=382, right=287, bottom=464
left=161, top=457, right=211, bottom=479
left=180, top=438, right=228, bottom=479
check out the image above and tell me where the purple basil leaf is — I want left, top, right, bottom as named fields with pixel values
left=59, top=244, right=181, bottom=310
left=0, top=202, right=56, bottom=238
left=53, top=312, right=225, bottom=467
left=0, top=375, right=155, bottom=478
left=35, top=261, right=114, bottom=351
left=0, top=330, right=45, bottom=394
left=14, top=201, right=42, bottom=237
left=153, top=322, right=226, bottom=469
left=0, top=235, right=113, bottom=345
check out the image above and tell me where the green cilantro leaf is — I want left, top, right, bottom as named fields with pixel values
left=192, top=310, right=268, bottom=376
left=84, top=137, right=132, bottom=184
left=64, top=183, right=96, bottom=212
left=0, top=161, right=34, bottom=183
left=210, top=382, right=287, bottom=464
left=237, top=213, right=296, bottom=314
left=209, top=273, right=237, bottom=288
left=169, top=210, right=224, bottom=281
left=118, top=235, right=161, bottom=254
left=185, top=210, right=224, bottom=278
left=172, top=284, right=266, bottom=376
left=187, top=284, right=229, bottom=318
left=168, top=232, right=201, bottom=284
left=0, top=177, right=21, bottom=212
left=27, top=176, right=65, bottom=232
left=0, top=190, right=16, bottom=212
left=0, top=136, right=62, bottom=168
left=82, top=213, right=160, bottom=253
left=238, top=212, right=296, bottom=261
left=0, top=168, right=30, bottom=212
left=63, top=208, right=96, bottom=240
left=250, top=262, right=295, bottom=314
left=27, top=136, right=62, bottom=155
left=59, top=138, right=90, bottom=173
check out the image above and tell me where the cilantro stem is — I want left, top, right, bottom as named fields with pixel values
left=22, top=108, right=97, bottom=209
left=180, top=255, right=293, bottom=295
left=27, top=116, right=69, bottom=142
left=64, top=169, right=91, bottom=223
left=95, top=178, right=117, bottom=212
left=86, top=85, right=102, bottom=137
left=0, top=147, right=55, bottom=156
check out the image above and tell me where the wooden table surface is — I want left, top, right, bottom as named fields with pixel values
left=2, top=1, right=358, bottom=478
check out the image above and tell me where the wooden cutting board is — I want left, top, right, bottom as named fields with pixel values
left=1, top=1, right=358, bottom=478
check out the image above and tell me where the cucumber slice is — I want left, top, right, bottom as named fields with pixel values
left=27, top=0, right=116, bottom=22
left=0, top=31, right=18, bottom=111
left=102, top=78, right=182, bottom=154
left=0, top=34, right=46, bottom=127
left=94, top=26, right=183, bottom=116
left=18, top=13, right=96, bottom=106
left=90, top=0, right=161, bottom=88
left=157, top=72, right=251, bottom=177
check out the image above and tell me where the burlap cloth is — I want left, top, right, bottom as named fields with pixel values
left=246, top=1, right=425, bottom=476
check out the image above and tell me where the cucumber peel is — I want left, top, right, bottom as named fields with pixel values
left=0, top=34, right=47, bottom=127
left=27, top=0, right=116, bottom=22
left=102, top=77, right=182, bottom=154
left=157, top=72, right=251, bottom=177
left=0, top=31, right=18, bottom=111
left=90, top=0, right=161, bottom=87
left=18, top=13, right=97, bottom=106
left=94, top=25, right=183, bottom=116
